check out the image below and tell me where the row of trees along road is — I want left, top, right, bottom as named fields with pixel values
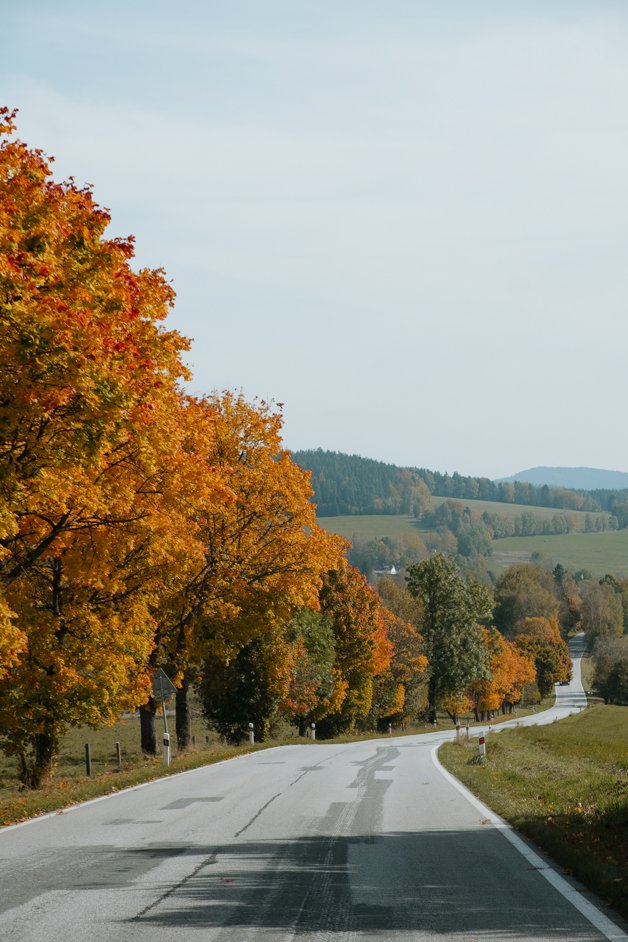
left=0, top=108, right=347, bottom=786
left=0, top=109, right=576, bottom=787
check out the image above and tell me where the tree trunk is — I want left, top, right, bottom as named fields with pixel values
left=176, top=674, right=191, bottom=751
left=428, top=677, right=438, bottom=724
left=19, top=729, right=58, bottom=788
left=140, top=697, right=157, bottom=755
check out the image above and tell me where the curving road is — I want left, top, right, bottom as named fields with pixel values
left=1, top=634, right=626, bottom=941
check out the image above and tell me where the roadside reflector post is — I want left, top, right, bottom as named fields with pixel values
left=388, top=723, right=392, bottom=735
left=163, top=732, right=170, bottom=768
left=311, top=723, right=316, bottom=741
left=85, top=743, right=92, bottom=777
left=478, top=735, right=486, bottom=762
left=248, top=722, right=255, bottom=745
left=115, top=741, right=122, bottom=771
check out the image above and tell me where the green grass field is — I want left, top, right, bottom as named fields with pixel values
left=439, top=704, right=628, bottom=921
left=318, top=514, right=421, bottom=541
left=491, top=529, right=628, bottom=577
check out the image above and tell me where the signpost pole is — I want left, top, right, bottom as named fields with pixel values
left=151, top=669, right=176, bottom=768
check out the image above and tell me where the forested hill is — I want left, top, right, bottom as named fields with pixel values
left=293, top=449, right=628, bottom=522
left=292, top=449, right=429, bottom=516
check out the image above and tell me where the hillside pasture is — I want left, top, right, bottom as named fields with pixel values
left=317, top=514, right=421, bottom=541
left=430, top=496, right=610, bottom=529
left=491, top=529, right=628, bottom=577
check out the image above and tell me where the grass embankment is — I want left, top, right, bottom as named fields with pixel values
left=439, top=704, right=628, bottom=921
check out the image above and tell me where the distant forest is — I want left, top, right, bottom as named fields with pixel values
left=293, top=449, right=628, bottom=526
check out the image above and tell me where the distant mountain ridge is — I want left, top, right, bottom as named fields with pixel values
left=498, top=467, right=628, bottom=491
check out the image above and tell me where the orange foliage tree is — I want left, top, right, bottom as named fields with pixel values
left=468, top=628, right=536, bottom=721
left=372, top=607, right=428, bottom=728
left=317, top=561, right=393, bottom=735
left=156, top=393, right=346, bottom=751
left=514, top=616, right=571, bottom=696
left=0, top=109, right=225, bottom=785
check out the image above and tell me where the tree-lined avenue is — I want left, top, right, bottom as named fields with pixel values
left=1, top=636, right=625, bottom=942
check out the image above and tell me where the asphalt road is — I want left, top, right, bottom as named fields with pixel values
left=1, top=634, right=626, bottom=942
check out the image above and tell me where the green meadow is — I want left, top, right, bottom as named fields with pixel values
left=318, top=514, right=421, bottom=541
left=491, top=529, right=628, bottom=577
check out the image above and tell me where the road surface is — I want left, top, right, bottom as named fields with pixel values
left=1, top=634, right=626, bottom=941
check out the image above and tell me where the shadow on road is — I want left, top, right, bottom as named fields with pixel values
left=123, top=828, right=603, bottom=938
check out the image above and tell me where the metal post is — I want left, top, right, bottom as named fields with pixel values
left=115, top=741, right=122, bottom=771
left=85, top=743, right=92, bottom=777
left=162, top=696, right=170, bottom=767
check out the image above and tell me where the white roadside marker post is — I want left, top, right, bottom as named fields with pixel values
left=248, top=722, right=255, bottom=745
left=311, top=722, right=316, bottom=740
left=478, top=735, right=486, bottom=762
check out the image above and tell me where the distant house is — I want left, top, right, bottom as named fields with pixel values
left=373, top=565, right=398, bottom=578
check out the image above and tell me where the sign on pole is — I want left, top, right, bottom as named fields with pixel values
left=152, top=669, right=177, bottom=768
left=152, top=667, right=177, bottom=702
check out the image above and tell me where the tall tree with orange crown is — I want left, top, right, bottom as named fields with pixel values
left=155, top=392, right=346, bottom=751
left=0, top=109, right=226, bottom=784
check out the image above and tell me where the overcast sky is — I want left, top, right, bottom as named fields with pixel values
left=5, top=1, right=628, bottom=479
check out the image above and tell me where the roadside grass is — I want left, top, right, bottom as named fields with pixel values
left=0, top=698, right=553, bottom=827
left=439, top=704, right=628, bottom=921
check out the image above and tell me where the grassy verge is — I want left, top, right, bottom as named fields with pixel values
left=439, top=704, right=628, bottom=921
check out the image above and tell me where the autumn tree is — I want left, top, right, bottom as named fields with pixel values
left=371, top=607, right=428, bottom=728
left=0, top=109, right=223, bottom=785
left=375, top=577, right=428, bottom=726
left=514, top=616, right=571, bottom=696
left=468, top=628, right=536, bottom=721
left=406, top=554, right=491, bottom=724
left=154, top=393, right=346, bottom=752
left=316, top=562, right=392, bottom=736
left=281, top=609, right=342, bottom=736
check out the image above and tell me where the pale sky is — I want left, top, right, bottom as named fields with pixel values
left=5, top=1, right=628, bottom=479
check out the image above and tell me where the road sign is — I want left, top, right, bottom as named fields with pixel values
left=152, top=668, right=177, bottom=702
